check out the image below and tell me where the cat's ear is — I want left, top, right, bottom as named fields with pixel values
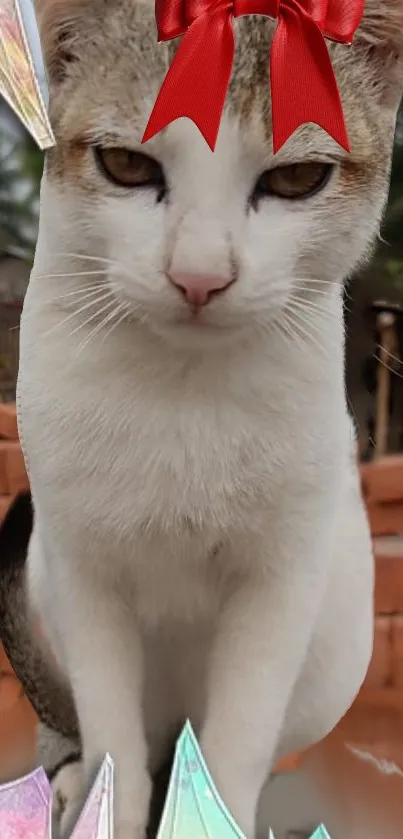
left=35, top=0, right=93, bottom=85
left=357, top=0, right=403, bottom=107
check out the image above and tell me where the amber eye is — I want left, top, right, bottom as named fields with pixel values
left=252, top=162, right=332, bottom=203
left=95, top=148, right=166, bottom=195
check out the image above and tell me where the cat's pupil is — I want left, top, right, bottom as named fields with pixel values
left=95, top=147, right=166, bottom=197
left=251, top=161, right=333, bottom=207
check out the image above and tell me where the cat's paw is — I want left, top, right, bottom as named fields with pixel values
left=50, top=759, right=83, bottom=837
left=51, top=765, right=147, bottom=839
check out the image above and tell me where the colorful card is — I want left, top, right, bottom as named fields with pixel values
left=0, top=721, right=331, bottom=839
left=0, top=0, right=54, bottom=148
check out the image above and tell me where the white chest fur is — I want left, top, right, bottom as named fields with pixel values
left=18, top=266, right=346, bottom=628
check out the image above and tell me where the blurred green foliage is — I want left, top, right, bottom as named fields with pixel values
left=351, top=104, right=403, bottom=303
left=0, top=108, right=43, bottom=259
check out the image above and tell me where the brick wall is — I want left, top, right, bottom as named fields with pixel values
left=0, top=403, right=29, bottom=522
left=366, top=559, right=403, bottom=691
left=361, top=456, right=403, bottom=697
left=363, top=457, right=403, bottom=537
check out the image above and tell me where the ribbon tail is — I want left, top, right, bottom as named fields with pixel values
left=142, top=9, right=234, bottom=151
left=270, top=9, right=350, bottom=154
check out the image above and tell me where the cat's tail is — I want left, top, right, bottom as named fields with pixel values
left=0, top=491, right=79, bottom=739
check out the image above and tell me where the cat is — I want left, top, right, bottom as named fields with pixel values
left=8, top=0, right=403, bottom=837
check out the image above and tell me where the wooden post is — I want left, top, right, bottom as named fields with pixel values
left=374, top=312, right=396, bottom=458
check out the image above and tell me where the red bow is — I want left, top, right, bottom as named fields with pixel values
left=142, top=0, right=365, bottom=153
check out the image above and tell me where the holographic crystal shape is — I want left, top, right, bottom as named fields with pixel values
left=156, top=721, right=333, bottom=839
left=0, top=0, right=54, bottom=148
left=71, top=754, right=114, bottom=839
left=157, top=720, right=244, bottom=839
left=0, top=723, right=332, bottom=839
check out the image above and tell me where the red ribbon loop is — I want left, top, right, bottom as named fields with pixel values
left=142, top=0, right=365, bottom=153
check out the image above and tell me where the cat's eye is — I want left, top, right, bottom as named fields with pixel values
left=95, top=148, right=166, bottom=197
left=252, top=162, right=332, bottom=204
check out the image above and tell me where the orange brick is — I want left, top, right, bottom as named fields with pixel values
left=375, top=555, right=403, bottom=614
left=392, top=616, right=403, bottom=688
left=0, top=495, right=11, bottom=523
left=0, top=441, right=28, bottom=496
left=367, top=500, right=403, bottom=537
left=0, top=642, right=22, bottom=712
left=0, top=643, right=10, bottom=672
left=0, top=445, right=8, bottom=495
left=0, top=403, right=18, bottom=441
left=365, top=456, right=403, bottom=505
left=359, top=463, right=370, bottom=500
left=5, top=442, right=28, bottom=495
left=342, top=688, right=403, bottom=750
left=0, top=671, right=22, bottom=713
left=0, top=695, right=37, bottom=782
left=365, top=616, right=393, bottom=688
left=0, top=645, right=37, bottom=780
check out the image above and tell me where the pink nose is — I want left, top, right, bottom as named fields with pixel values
left=168, top=271, right=234, bottom=306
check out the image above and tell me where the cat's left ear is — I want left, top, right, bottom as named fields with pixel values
left=35, top=0, right=94, bottom=86
left=356, top=0, right=403, bottom=109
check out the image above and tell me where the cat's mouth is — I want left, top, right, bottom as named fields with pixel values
left=148, top=302, right=246, bottom=348
left=172, top=308, right=235, bottom=331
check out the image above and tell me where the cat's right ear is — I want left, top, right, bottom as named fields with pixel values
left=35, top=0, right=92, bottom=85
left=357, top=0, right=403, bottom=108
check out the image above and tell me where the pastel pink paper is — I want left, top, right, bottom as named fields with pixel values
left=0, top=767, right=50, bottom=839
left=0, top=757, right=113, bottom=839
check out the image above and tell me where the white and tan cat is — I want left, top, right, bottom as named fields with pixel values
left=12, top=0, right=403, bottom=837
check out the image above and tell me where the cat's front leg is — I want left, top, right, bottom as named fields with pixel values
left=199, top=504, right=335, bottom=839
left=43, top=561, right=151, bottom=839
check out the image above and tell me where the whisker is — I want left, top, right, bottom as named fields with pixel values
left=376, top=344, right=403, bottom=369
left=268, top=315, right=295, bottom=347
left=75, top=316, right=114, bottom=354
left=292, top=278, right=338, bottom=287
left=290, top=296, right=338, bottom=321
left=347, top=393, right=360, bottom=436
left=36, top=270, right=110, bottom=280
left=52, top=251, right=116, bottom=265
left=287, top=321, right=331, bottom=360
left=293, top=277, right=352, bottom=303
left=280, top=307, right=334, bottom=360
left=291, top=287, right=334, bottom=297
left=374, top=354, right=403, bottom=380
left=66, top=307, right=116, bottom=349
left=291, top=292, right=334, bottom=309
left=43, top=290, right=115, bottom=338
left=53, top=284, right=109, bottom=303
left=267, top=315, right=309, bottom=358
left=101, top=304, right=131, bottom=344
left=68, top=296, right=116, bottom=339
left=76, top=302, right=128, bottom=354
left=289, top=304, right=337, bottom=338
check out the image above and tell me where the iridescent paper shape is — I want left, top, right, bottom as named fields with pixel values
left=0, top=765, right=51, bottom=839
left=0, top=0, right=54, bottom=148
left=157, top=722, right=332, bottom=839
left=0, top=722, right=332, bottom=839
left=0, top=755, right=113, bottom=839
